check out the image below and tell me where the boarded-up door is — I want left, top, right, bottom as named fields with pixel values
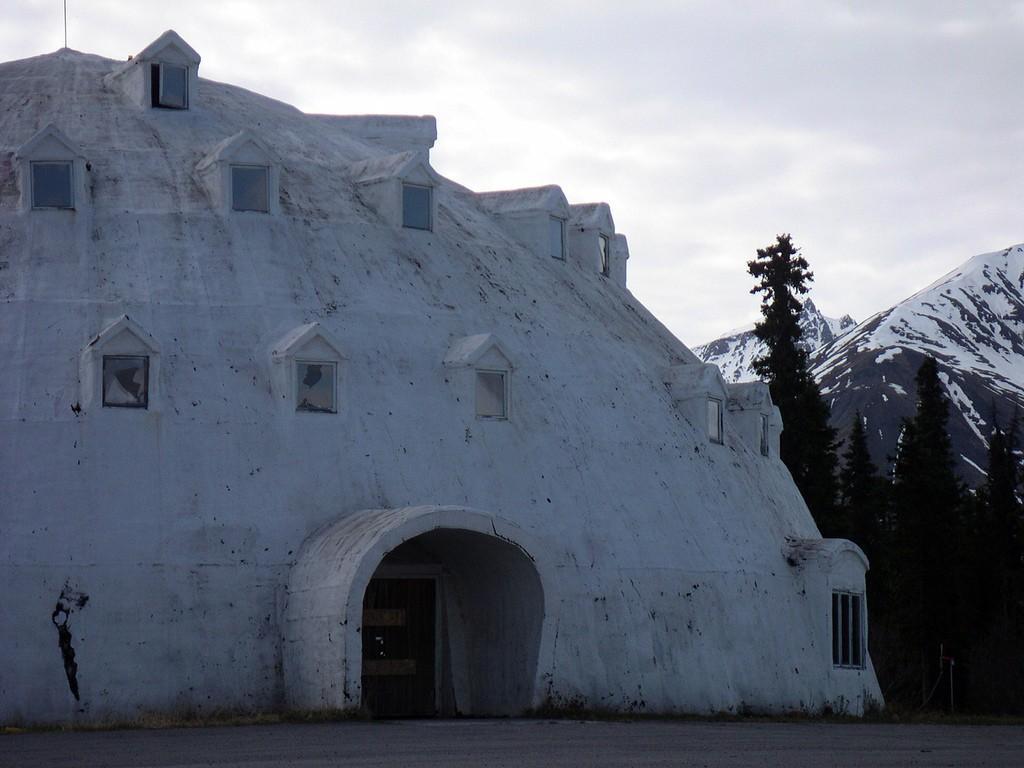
left=361, top=578, right=436, bottom=717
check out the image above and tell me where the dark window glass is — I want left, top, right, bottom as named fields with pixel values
left=232, top=166, right=270, bottom=212
left=760, top=413, right=770, bottom=456
left=852, top=595, right=863, bottom=667
left=402, top=184, right=432, bottom=230
left=476, top=370, right=507, bottom=419
left=832, top=592, right=841, bottom=665
left=599, top=234, right=610, bottom=276
left=158, top=63, right=188, bottom=109
left=102, top=356, right=149, bottom=408
left=843, top=593, right=851, bottom=667
left=548, top=217, right=565, bottom=260
left=296, top=361, right=336, bottom=413
left=707, top=398, right=723, bottom=444
left=31, top=162, right=73, bottom=209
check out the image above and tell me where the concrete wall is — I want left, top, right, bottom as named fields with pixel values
left=0, top=46, right=881, bottom=724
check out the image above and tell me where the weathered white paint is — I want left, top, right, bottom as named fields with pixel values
left=0, top=32, right=882, bottom=725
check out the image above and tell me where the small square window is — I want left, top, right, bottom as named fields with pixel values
left=476, top=370, right=507, bottom=419
left=707, top=397, right=723, bottom=444
left=31, top=162, right=73, bottom=209
left=832, top=591, right=865, bottom=668
left=232, top=165, right=270, bottom=212
left=548, top=216, right=566, bottom=260
left=402, top=183, right=432, bottom=231
left=598, top=237, right=610, bottom=280
left=760, top=413, right=770, bottom=456
left=296, top=361, right=336, bottom=413
left=102, top=355, right=149, bottom=408
left=152, top=62, right=188, bottom=109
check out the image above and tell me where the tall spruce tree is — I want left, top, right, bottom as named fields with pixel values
left=839, top=411, right=883, bottom=562
left=890, top=356, right=966, bottom=706
left=979, top=413, right=1023, bottom=629
left=748, top=234, right=839, bottom=532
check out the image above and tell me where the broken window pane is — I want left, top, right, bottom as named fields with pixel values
left=158, top=63, right=188, bottom=109
left=760, top=413, right=770, bottom=456
left=599, top=234, right=610, bottom=276
left=102, top=355, right=149, bottom=408
left=476, top=370, right=507, bottom=419
left=296, top=361, right=336, bottom=413
left=31, top=162, right=73, bottom=209
left=707, top=398, right=723, bottom=444
left=548, top=216, right=565, bottom=260
left=232, top=165, right=269, bottom=212
left=402, top=183, right=431, bottom=230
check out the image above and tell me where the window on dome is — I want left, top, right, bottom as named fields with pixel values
left=151, top=62, right=188, bottom=109
left=599, top=234, right=610, bottom=276
left=31, top=162, right=73, bottom=209
left=402, top=183, right=432, bottom=231
left=707, top=397, right=723, bottom=444
left=296, top=361, right=337, bottom=413
left=476, top=370, right=507, bottom=419
left=832, top=591, right=865, bottom=668
left=231, top=165, right=270, bottom=212
left=102, top=355, right=149, bottom=408
left=760, top=413, right=770, bottom=456
left=548, top=216, right=566, bottom=260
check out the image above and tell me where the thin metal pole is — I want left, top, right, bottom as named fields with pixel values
left=63, top=1, right=67, bottom=48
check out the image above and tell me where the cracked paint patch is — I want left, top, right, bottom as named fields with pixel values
left=51, top=582, right=89, bottom=701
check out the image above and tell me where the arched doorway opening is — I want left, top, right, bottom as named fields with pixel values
left=362, top=528, right=544, bottom=716
left=283, top=506, right=553, bottom=718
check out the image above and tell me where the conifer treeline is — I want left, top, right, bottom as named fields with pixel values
left=748, top=235, right=1024, bottom=713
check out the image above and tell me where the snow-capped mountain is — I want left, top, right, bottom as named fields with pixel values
left=812, top=244, right=1024, bottom=484
left=695, top=298, right=856, bottom=382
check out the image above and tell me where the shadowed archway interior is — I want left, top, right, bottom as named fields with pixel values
left=362, top=529, right=545, bottom=717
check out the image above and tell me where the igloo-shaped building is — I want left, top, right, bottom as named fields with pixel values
left=0, top=32, right=881, bottom=724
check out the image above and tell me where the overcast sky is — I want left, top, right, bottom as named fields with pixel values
left=5, top=1, right=1023, bottom=346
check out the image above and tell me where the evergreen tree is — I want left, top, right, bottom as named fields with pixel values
left=748, top=234, right=839, bottom=532
left=890, top=356, right=966, bottom=706
left=838, top=411, right=883, bottom=563
left=979, top=412, right=1023, bottom=629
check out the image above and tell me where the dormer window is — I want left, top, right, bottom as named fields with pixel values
left=444, top=333, right=514, bottom=422
left=151, top=62, right=188, bottom=109
left=549, top=216, right=566, bottom=260
left=707, top=397, right=723, bottom=444
left=31, top=161, right=74, bottom=209
left=102, top=355, right=149, bottom=408
left=105, top=32, right=201, bottom=110
left=599, top=234, right=610, bottom=277
left=80, top=316, right=161, bottom=413
left=402, top=183, right=432, bottom=231
left=271, top=323, right=344, bottom=416
left=476, top=370, right=508, bottom=419
left=760, top=414, right=770, bottom=456
left=232, top=165, right=270, bottom=212
left=296, top=361, right=337, bottom=413
left=17, top=124, right=86, bottom=213
left=197, top=131, right=279, bottom=215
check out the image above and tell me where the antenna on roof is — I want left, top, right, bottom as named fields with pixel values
left=62, top=0, right=67, bottom=48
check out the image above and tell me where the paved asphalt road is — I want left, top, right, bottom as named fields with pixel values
left=3, top=719, right=1023, bottom=767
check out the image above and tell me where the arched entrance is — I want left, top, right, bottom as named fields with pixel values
left=283, top=506, right=554, bottom=717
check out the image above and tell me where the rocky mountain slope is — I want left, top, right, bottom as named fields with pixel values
left=696, top=245, right=1024, bottom=484
left=812, top=244, right=1024, bottom=484
left=694, top=299, right=855, bottom=382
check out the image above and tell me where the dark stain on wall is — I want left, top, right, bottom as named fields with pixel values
left=51, top=583, right=89, bottom=701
